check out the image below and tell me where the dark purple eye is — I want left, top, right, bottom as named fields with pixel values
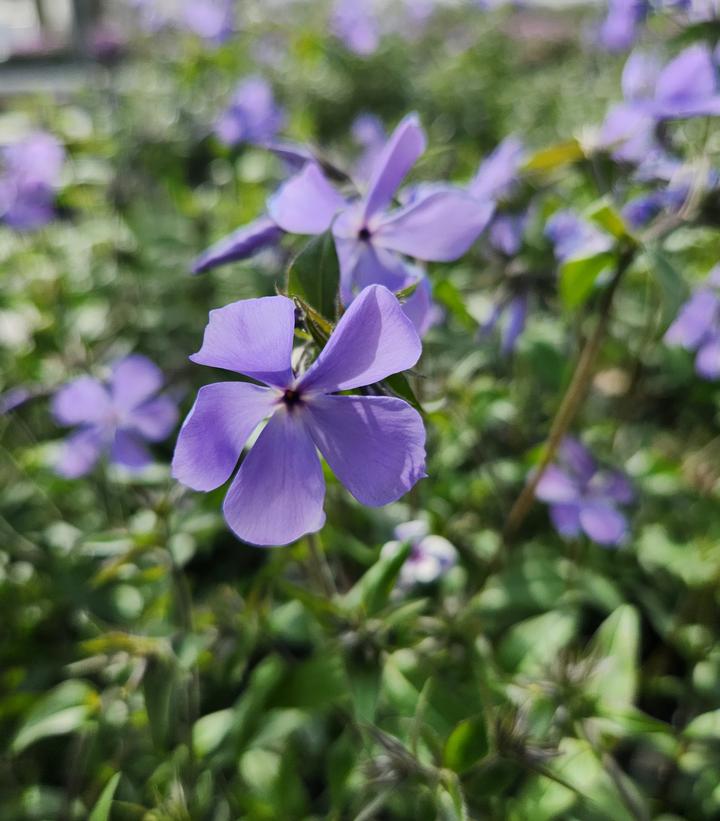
left=357, top=226, right=371, bottom=241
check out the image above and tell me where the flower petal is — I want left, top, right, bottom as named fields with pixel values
left=333, top=233, right=415, bottom=304
left=401, top=275, right=443, bottom=338
left=191, top=216, right=283, bottom=274
left=304, top=394, right=426, bottom=506
left=654, top=45, right=716, bottom=112
left=111, top=355, right=164, bottom=412
left=52, top=377, right=112, bottom=426
left=373, top=189, right=493, bottom=261
left=592, top=469, right=634, bottom=504
left=696, top=334, right=720, bottom=380
left=190, top=295, right=295, bottom=387
left=501, top=294, right=527, bottom=355
left=558, top=437, right=596, bottom=484
left=362, top=113, right=426, bottom=219
left=56, top=426, right=105, bottom=478
left=664, top=289, right=720, bottom=350
left=469, top=136, right=524, bottom=201
left=223, top=409, right=326, bottom=546
left=578, top=501, right=627, bottom=546
left=172, top=382, right=276, bottom=491
left=129, top=396, right=179, bottom=442
left=535, top=465, right=581, bottom=503
left=549, top=503, right=582, bottom=538
left=298, top=284, right=421, bottom=393
left=111, top=429, right=152, bottom=470
left=267, top=164, right=347, bottom=235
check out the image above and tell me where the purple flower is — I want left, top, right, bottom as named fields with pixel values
left=545, top=210, right=612, bottom=262
left=52, top=355, right=178, bottom=478
left=481, top=292, right=528, bottom=354
left=469, top=136, right=525, bottom=203
left=352, top=114, right=387, bottom=184
left=268, top=114, right=492, bottom=304
left=215, top=76, right=285, bottom=147
left=331, top=0, right=381, bottom=56
left=181, top=0, right=234, bottom=44
left=172, top=285, right=427, bottom=546
left=535, top=437, right=634, bottom=546
left=488, top=212, right=527, bottom=257
left=381, top=519, right=457, bottom=587
left=0, top=132, right=65, bottom=231
left=665, top=266, right=720, bottom=379
left=598, top=0, right=648, bottom=52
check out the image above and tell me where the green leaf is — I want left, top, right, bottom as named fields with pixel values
left=193, top=708, right=235, bottom=758
left=647, top=248, right=689, bottom=323
left=12, top=680, right=98, bottom=754
left=88, top=773, right=121, bottom=821
left=585, top=198, right=629, bottom=239
left=559, top=252, right=614, bottom=310
left=380, top=371, right=423, bottom=413
left=498, top=610, right=577, bottom=673
left=685, top=709, right=720, bottom=740
left=293, top=296, right=334, bottom=347
left=346, top=659, right=381, bottom=723
left=443, top=714, right=490, bottom=773
left=287, top=232, right=340, bottom=321
left=142, top=655, right=175, bottom=750
left=524, top=139, right=584, bottom=173
left=586, top=605, right=640, bottom=708
left=433, top=279, right=476, bottom=329
left=342, top=542, right=411, bottom=615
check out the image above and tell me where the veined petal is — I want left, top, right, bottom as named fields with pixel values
left=373, top=190, right=493, bottom=261
left=223, top=409, right=325, bottom=546
left=111, top=355, right=164, bottom=412
left=578, top=501, right=627, bottom=546
left=298, top=284, right=421, bottom=393
left=172, top=382, right=277, bottom=491
left=128, top=395, right=178, bottom=442
left=190, top=295, right=295, bottom=387
left=362, top=113, right=426, bottom=219
left=535, top=465, right=581, bottom=503
left=56, top=426, right=105, bottom=478
left=305, top=394, right=426, bottom=506
left=52, top=377, right=112, bottom=427
left=267, top=164, right=347, bottom=235
left=191, top=216, right=282, bottom=274
left=111, top=430, right=152, bottom=471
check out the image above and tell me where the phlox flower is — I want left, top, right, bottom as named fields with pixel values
left=0, top=132, right=65, bottom=231
left=545, top=210, right=612, bottom=263
left=381, top=519, right=457, bottom=588
left=52, top=356, right=178, bottom=478
left=535, top=437, right=634, bottom=546
left=172, top=285, right=427, bottom=546
left=215, top=76, right=285, bottom=147
left=331, top=0, right=381, bottom=55
left=598, top=0, right=648, bottom=52
left=665, top=266, right=720, bottom=379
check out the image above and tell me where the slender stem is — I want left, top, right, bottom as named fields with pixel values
left=503, top=250, right=634, bottom=541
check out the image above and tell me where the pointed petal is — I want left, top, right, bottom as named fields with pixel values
left=362, top=113, right=426, bottom=219
left=52, top=377, right=112, bottom=426
left=622, top=51, right=660, bottom=101
left=549, top=503, right=582, bottom=538
left=696, top=335, right=720, bottom=380
left=111, top=355, right=164, bottom=412
left=469, top=136, right=524, bottom=201
left=223, top=409, right=325, bottom=546
left=373, top=190, right=493, bottom=261
left=665, top=289, right=720, bottom=350
left=305, top=394, right=426, bottom=506
left=298, top=284, right=421, bottom=393
left=129, top=395, right=178, bottom=442
left=172, top=382, right=276, bottom=491
left=501, top=294, right=527, bottom=354
left=267, top=164, right=347, bottom=235
left=191, top=216, right=282, bottom=274
left=655, top=45, right=716, bottom=111
left=535, top=465, right=580, bottom=503
left=56, top=426, right=105, bottom=478
left=190, top=295, right=295, bottom=387
left=558, top=437, right=596, bottom=484
left=111, top=430, right=152, bottom=470
left=578, top=501, right=627, bottom=546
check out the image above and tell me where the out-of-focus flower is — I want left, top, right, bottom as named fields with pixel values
left=480, top=292, right=528, bottom=354
left=192, top=216, right=284, bottom=274
left=0, top=132, right=65, bottom=231
left=0, top=386, right=32, bottom=415
left=488, top=212, right=527, bottom=256
left=331, top=0, right=381, bottom=55
left=535, top=437, right=634, bottom=546
left=598, top=0, right=648, bottom=51
left=269, top=114, right=492, bottom=304
left=381, top=519, right=457, bottom=587
left=352, top=114, right=387, bottom=184
left=172, top=286, right=426, bottom=546
left=215, top=76, right=285, bottom=147
left=545, top=210, right=612, bottom=262
left=469, top=136, right=525, bottom=203
left=52, top=355, right=178, bottom=478
left=181, top=0, right=234, bottom=43
left=665, top=266, right=720, bottom=379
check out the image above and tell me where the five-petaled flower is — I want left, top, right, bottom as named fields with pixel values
left=381, top=519, right=457, bottom=588
left=52, top=355, right=178, bottom=478
left=172, top=285, right=427, bottom=546
left=535, top=437, right=634, bottom=546
left=665, top=265, right=720, bottom=379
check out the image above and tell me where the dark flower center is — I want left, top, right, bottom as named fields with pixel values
left=282, top=388, right=302, bottom=408
left=357, top=226, right=371, bottom=241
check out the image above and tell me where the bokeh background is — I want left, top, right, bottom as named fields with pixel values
left=2, top=1, right=720, bottom=819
